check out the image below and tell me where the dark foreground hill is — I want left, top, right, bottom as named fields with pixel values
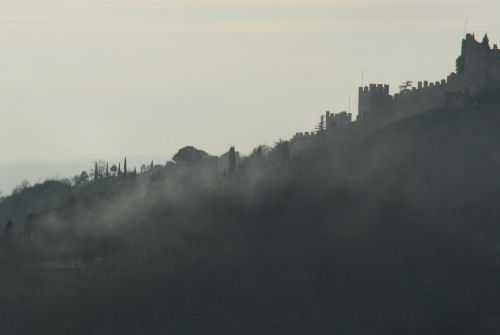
left=2, top=105, right=500, bottom=334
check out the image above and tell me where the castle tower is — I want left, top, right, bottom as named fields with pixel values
left=358, top=84, right=393, bottom=124
left=456, top=33, right=500, bottom=94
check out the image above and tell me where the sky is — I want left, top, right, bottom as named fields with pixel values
left=0, top=0, right=499, bottom=194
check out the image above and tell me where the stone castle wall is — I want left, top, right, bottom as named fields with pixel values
left=358, top=33, right=500, bottom=126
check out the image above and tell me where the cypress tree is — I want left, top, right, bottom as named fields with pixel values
left=229, top=146, right=236, bottom=175
left=118, top=163, right=121, bottom=176
left=106, top=162, right=109, bottom=178
left=94, top=162, right=98, bottom=183
left=124, top=156, right=127, bottom=176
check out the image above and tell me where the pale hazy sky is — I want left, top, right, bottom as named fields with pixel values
left=0, top=0, right=499, bottom=192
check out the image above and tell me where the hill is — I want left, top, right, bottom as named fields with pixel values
left=2, top=104, right=500, bottom=334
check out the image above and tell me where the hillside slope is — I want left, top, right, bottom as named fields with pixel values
left=2, top=105, right=500, bottom=334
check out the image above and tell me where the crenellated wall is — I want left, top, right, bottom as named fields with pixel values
left=358, top=84, right=393, bottom=124
left=294, top=33, right=500, bottom=155
left=393, top=79, right=448, bottom=119
left=325, top=111, right=352, bottom=131
left=358, top=74, right=463, bottom=126
left=358, top=33, right=500, bottom=127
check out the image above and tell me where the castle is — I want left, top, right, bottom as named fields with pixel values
left=358, top=33, right=500, bottom=126
left=291, top=33, right=500, bottom=153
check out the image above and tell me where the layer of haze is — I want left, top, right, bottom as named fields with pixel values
left=1, top=0, right=499, bottom=193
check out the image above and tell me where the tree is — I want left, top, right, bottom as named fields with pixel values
left=91, top=160, right=107, bottom=180
left=456, top=55, right=465, bottom=74
left=274, top=139, right=290, bottom=163
left=118, top=163, right=121, bottom=176
left=79, top=170, right=89, bottom=183
left=253, top=145, right=264, bottom=158
left=72, top=171, right=89, bottom=185
left=315, top=115, right=325, bottom=132
left=110, top=164, right=117, bottom=176
left=12, top=180, right=31, bottom=194
left=106, top=163, right=109, bottom=178
left=228, top=146, right=236, bottom=175
left=124, top=157, right=127, bottom=176
left=399, top=80, right=413, bottom=92
left=173, top=146, right=208, bottom=165
left=94, top=163, right=99, bottom=183
left=482, top=33, right=489, bottom=48
left=150, top=160, right=154, bottom=169
left=133, top=167, right=137, bottom=176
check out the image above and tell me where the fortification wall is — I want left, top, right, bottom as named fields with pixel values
left=393, top=80, right=448, bottom=119
left=290, top=131, right=317, bottom=155
left=356, top=33, right=500, bottom=130
left=326, top=111, right=352, bottom=131
left=358, top=73, right=467, bottom=125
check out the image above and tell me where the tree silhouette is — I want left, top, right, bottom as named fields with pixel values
left=229, top=146, right=236, bottom=175
left=399, top=80, right=413, bottom=92
left=482, top=33, right=490, bottom=48
left=173, top=146, right=208, bottom=165
left=94, top=163, right=99, bottom=183
left=78, top=170, right=89, bottom=184
left=274, top=140, right=290, bottom=163
left=315, top=115, right=325, bottom=132
left=124, top=157, right=127, bottom=176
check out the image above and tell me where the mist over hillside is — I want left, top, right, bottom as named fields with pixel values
left=2, top=91, right=500, bottom=334
left=4, top=30, right=500, bottom=335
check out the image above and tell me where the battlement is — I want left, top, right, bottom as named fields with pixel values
left=394, top=77, right=448, bottom=101
left=359, top=84, right=390, bottom=95
left=361, top=72, right=466, bottom=124
left=326, top=110, right=352, bottom=121
left=293, top=131, right=316, bottom=138
left=293, top=32, right=500, bottom=155
left=325, top=110, right=352, bottom=131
